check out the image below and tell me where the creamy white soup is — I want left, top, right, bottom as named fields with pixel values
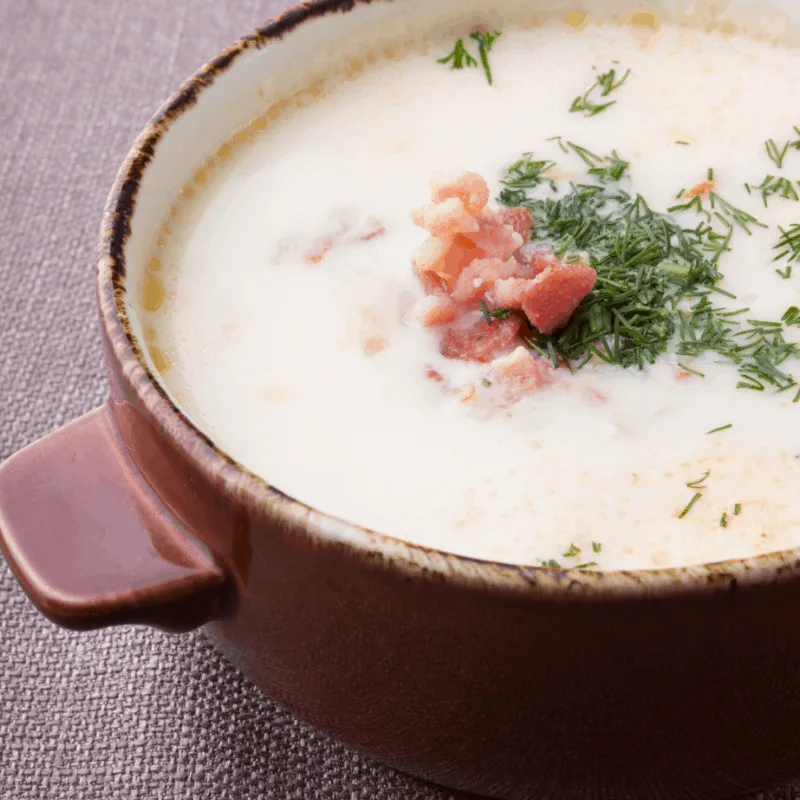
left=141, top=15, right=800, bottom=570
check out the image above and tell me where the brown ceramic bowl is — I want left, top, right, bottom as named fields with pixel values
left=3, top=1, right=800, bottom=798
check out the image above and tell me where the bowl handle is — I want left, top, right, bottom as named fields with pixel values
left=0, top=404, right=229, bottom=632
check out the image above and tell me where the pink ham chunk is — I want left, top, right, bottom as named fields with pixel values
left=408, top=170, right=598, bottom=399
left=497, top=207, right=534, bottom=243
left=463, top=209, right=524, bottom=260
left=440, top=314, right=521, bottom=363
left=487, top=347, right=553, bottom=403
left=521, top=262, right=597, bottom=335
left=431, top=171, right=490, bottom=217
left=453, top=257, right=518, bottom=304
left=412, top=294, right=458, bottom=327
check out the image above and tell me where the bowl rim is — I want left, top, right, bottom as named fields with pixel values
left=95, top=0, right=800, bottom=599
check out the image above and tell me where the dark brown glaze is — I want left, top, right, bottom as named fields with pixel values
left=1, top=0, right=800, bottom=797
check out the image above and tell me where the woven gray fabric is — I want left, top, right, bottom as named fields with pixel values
left=0, top=2, right=797, bottom=799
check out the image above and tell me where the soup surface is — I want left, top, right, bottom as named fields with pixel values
left=142, top=15, right=800, bottom=570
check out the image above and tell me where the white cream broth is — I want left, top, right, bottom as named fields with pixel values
left=145, top=20, right=800, bottom=570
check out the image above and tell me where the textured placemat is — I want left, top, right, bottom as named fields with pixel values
left=0, top=2, right=798, bottom=799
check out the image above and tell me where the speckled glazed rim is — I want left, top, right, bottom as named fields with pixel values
left=96, top=0, right=800, bottom=599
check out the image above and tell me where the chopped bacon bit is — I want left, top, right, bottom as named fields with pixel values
left=412, top=294, right=458, bottom=327
left=426, top=367, right=446, bottom=382
left=497, top=207, right=533, bottom=242
left=363, top=337, right=388, bottom=356
left=460, top=385, right=477, bottom=404
left=516, top=246, right=561, bottom=278
left=583, top=387, right=608, bottom=405
left=487, top=347, right=553, bottom=404
left=305, top=236, right=336, bottom=264
left=453, top=257, right=517, bottom=304
left=303, top=215, right=385, bottom=263
left=463, top=209, right=524, bottom=259
left=685, top=180, right=715, bottom=199
left=488, top=277, right=537, bottom=309
left=414, top=197, right=480, bottom=238
left=431, top=172, right=490, bottom=217
left=440, top=315, right=521, bottom=363
left=521, top=262, right=597, bottom=335
left=358, top=220, right=386, bottom=241
left=408, top=170, right=598, bottom=401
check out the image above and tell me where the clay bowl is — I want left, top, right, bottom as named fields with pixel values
left=2, top=1, right=800, bottom=798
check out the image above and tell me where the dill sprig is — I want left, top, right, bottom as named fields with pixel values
left=745, top=175, right=800, bottom=207
left=497, top=149, right=799, bottom=396
left=437, top=39, right=477, bottom=70
left=679, top=492, right=703, bottom=519
left=707, top=424, right=732, bottom=434
left=469, top=30, right=501, bottom=85
left=767, top=139, right=791, bottom=169
left=501, top=153, right=557, bottom=193
left=766, top=130, right=800, bottom=169
left=570, top=66, right=631, bottom=117
left=774, top=224, right=800, bottom=265
left=437, top=30, right=501, bottom=84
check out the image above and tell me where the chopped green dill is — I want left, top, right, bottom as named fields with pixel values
left=679, top=492, right=703, bottom=519
left=592, top=541, right=602, bottom=553
left=776, top=265, right=793, bottom=280
left=686, top=469, right=711, bottom=489
left=720, top=512, right=728, bottom=528
left=570, top=66, right=631, bottom=116
left=501, top=153, right=557, bottom=193
left=469, top=30, right=501, bottom=85
left=438, top=30, right=500, bottom=84
left=774, top=224, right=800, bottom=266
left=478, top=300, right=512, bottom=324
left=575, top=562, right=599, bottom=569
left=745, top=174, right=799, bottom=207
left=481, top=378, right=492, bottom=388
left=541, top=559, right=562, bottom=568
left=795, top=387, right=800, bottom=403
left=547, top=135, right=571, bottom=154
left=707, top=424, right=733, bottom=434
left=734, top=503, right=742, bottom=515
left=766, top=138, right=791, bottom=170
left=563, top=543, right=581, bottom=558
left=678, top=363, right=705, bottom=378
left=437, top=39, right=477, bottom=70
left=670, top=176, right=767, bottom=235
left=496, top=153, right=798, bottom=395
left=783, top=307, right=800, bottom=327
left=676, top=141, right=691, bottom=146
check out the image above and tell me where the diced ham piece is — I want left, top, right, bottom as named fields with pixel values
left=521, top=262, right=597, bottom=335
left=413, top=197, right=480, bottom=239
left=431, top=172, right=490, bottom=217
left=408, top=170, right=598, bottom=400
left=487, top=346, right=553, bottom=403
left=497, top=207, right=534, bottom=242
left=411, top=294, right=458, bottom=327
left=488, top=277, right=536, bottom=309
left=440, top=314, right=521, bottom=363
left=515, top=245, right=562, bottom=278
left=453, top=257, right=517, bottom=304
left=463, top=209, right=524, bottom=259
